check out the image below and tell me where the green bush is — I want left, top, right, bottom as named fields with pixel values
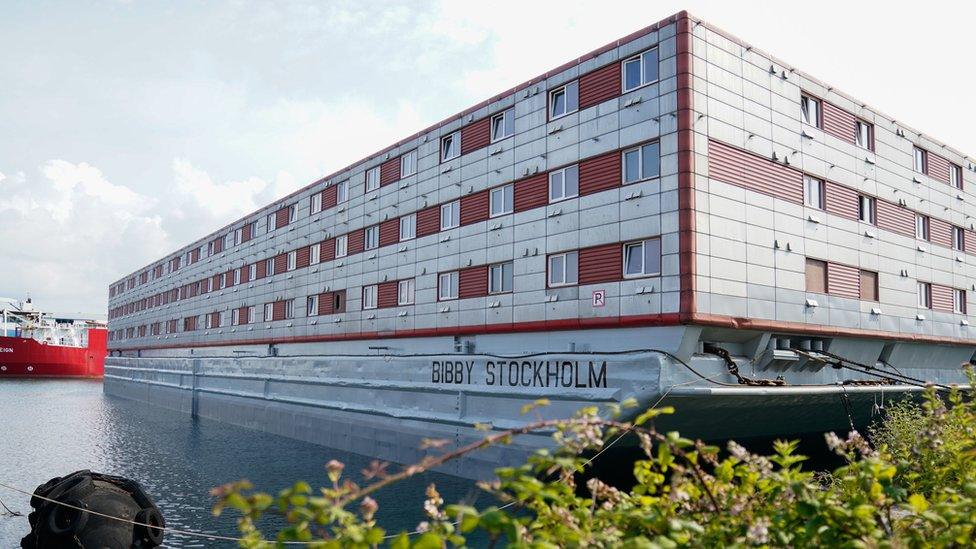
left=213, top=381, right=976, bottom=548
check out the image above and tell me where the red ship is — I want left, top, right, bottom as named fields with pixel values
left=0, top=298, right=107, bottom=378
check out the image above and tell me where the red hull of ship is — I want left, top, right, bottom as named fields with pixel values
left=0, top=329, right=107, bottom=378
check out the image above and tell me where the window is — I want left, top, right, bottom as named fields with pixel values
left=855, top=120, right=873, bottom=150
left=266, top=212, right=277, bottom=232
left=248, top=263, right=256, bottom=280
left=859, top=270, right=879, bottom=301
left=918, top=282, right=932, bottom=309
left=363, top=285, right=377, bottom=309
left=335, top=235, right=348, bottom=258
left=287, top=250, right=297, bottom=271
left=232, top=308, right=240, bottom=326
left=365, top=226, right=379, bottom=250
left=549, top=164, right=579, bottom=202
left=805, top=258, right=828, bottom=293
left=916, top=214, right=930, bottom=241
left=623, top=239, right=662, bottom=277
left=400, top=214, right=416, bottom=241
left=333, top=292, right=344, bottom=313
left=803, top=176, right=825, bottom=209
left=266, top=258, right=275, bottom=276
left=233, top=269, right=241, bottom=285
left=288, top=204, right=297, bottom=223
left=398, top=279, right=415, bottom=305
left=489, top=262, right=514, bottom=294
left=307, top=295, right=318, bottom=316
left=310, top=243, right=321, bottom=265
left=623, top=48, right=659, bottom=92
left=490, top=184, right=514, bottom=217
left=548, top=251, right=579, bottom=287
left=234, top=228, right=243, bottom=246
left=950, top=164, right=963, bottom=189
left=441, top=131, right=460, bottom=161
left=439, top=272, right=459, bottom=300
left=400, top=150, right=417, bottom=177
left=491, top=109, right=515, bottom=142
left=284, top=299, right=294, bottom=320
left=622, top=142, right=661, bottom=184
left=858, top=195, right=876, bottom=224
left=247, top=306, right=255, bottom=324
left=549, top=80, right=578, bottom=119
left=800, top=94, right=820, bottom=127
left=953, top=226, right=965, bottom=252
left=955, top=289, right=967, bottom=315
left=206, top=313, right=215, bottom=330
left=336, top=180, right=348, bottom=204
left=264, top=303, right=274, bottom=322
left=441, top=200, right=460, bottom=230
left=365, top=167, right=380, bottom=192
left=310, top=192, right=322, bottom=214
left=914, top=147, right=927, bottom=174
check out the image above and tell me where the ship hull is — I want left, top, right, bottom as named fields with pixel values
left=0, top=329, right=107, bottom=378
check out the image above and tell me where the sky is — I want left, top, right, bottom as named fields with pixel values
left=1, top=0, right=973, bottom=316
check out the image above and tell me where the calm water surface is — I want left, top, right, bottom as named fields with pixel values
left=0, top=380, right=484, bottom=547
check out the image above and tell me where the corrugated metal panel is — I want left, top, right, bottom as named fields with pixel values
left=379, top=218, right=399, bottom=247
left=822, top=102, right=856, bottom=145
left=825, top=181, right=858, bottom=220
left=275, top=206, right=291, bottom=229
left=321, top=238, right=336, bottom=261
left=323, top=186, right=338, bottom=209
left=274, top=253, right=288, bottom=274
left=875, top=199, right=916, bottom=238
left=240, top=265, right=250, bottom=284
left=190, top=249, right=200, bottom=263
left=224, top=271, right=234, bottom=288
left=296, top=246, right=311, bottom=268
left=377, top=281, right=398, bottom=309
left=827, top=263, right=860, bottom=299
left=318, top=290, right=346, bottom=315
left=347, top=229, right=364, bottom=254
left=707, top=139, right=803, bottom=203
left=416, top=205, right=440, bottom=237
left=929, top=217, right=952, bottom=248
left=241, top=223, right=252, bottom=242
left=459, top=265, right=488, bottom=298
left=932, top=284, right=954, bottom=312
left=212, top=237, right=223, bottom=254
left=579, top=151, right=621, bottom=196
left=460, top=117, right=491, bottom=155
left=579, top=243, right=622, bottom=284
left=579, top=62, right=621, bottom=109
left=272, top=300, right=287, bottom=321
left=928, top=153, right=951, bottom=184
left=380, top=157, right=400, bottom=186
left=514, top=172, right=548, bottom=212
left=460, top=190, right=489, bottom=226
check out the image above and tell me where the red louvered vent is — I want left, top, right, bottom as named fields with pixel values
left=460, top=117, right=491, bottom=155
left=379, top=218, right=399, bottom=247
left=875, top=200, right=916, bottom=238
left=318, top=290, right=346, bottom=315
left=514, top=173, right=548, bottom=212
left=377, top=281, right=398, bottom=309
left=274, top=253, right=288, bottom=274
left=275, top=206, right=291, bottom=229
left=928, top=153, right=952, bottom=184
left=416, top=206, right=441, bottom=237
left=272, top=300, right=287, bottom=321
left=929, top=218, right=953, bottom=248
left=240, top=266, right=250, bottom=284
left=380, top=157, right=401, bottom=186
left=707, top=139, right=803, bottom=204
left=579, top=62, right=621, bottom=110
left=224, top=271, right=234, bottom=288
left=323, top=186, right=338, bottom=209
left=824, top=181, right=858, bottom=220
left=255, top=260, right=267, bottom=279
left=459, top=266, right=488, bottom=298
left=460, top=190, right=489, bottom=226
left=827, top=263, right=859, bottom=299
left=579, top=243, right=622, bottom=284
left=579, top=151, right=621, bottom=196
left=296, top=246, right=311, bottom=268
left=931, top=284, right=954, bottom=312
left=242, top=223, right=252, bottom=242
left=347, top=229, right=364, bottom=254
left=822, top=102, right=856, bottom=145
left=321, top=238, right=336, bottom=261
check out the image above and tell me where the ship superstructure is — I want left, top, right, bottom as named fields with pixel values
left=0, top=298, right=107, bottom=377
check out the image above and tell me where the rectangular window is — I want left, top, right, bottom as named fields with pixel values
left=441, top=200, right=460, bottom=230
left=623, top=238, right=662, bottom=277
left=622, top=48, right=659, bottom=92
left=266, top=212, right=276, bottom=232
left=858, top=195, right=876, bottom=224
left=805, top=258, right=828, bottom=293
left=953, top=226, right=965, bottom=252
left=266, top=258, right=275, bottom=276
left=803, top=176, right=825, bottom=209
left=548, top=251, right=579, bottom=287
left=489, top=262, right=514, bottom=294
left=855, top=120, right=873, bottom=150
left=950, top=164, right=963, bottom=189
left=439, top=272, right=459, bottom=300
left=234, top=228, right=243, bottom=245
left=859, top=270, right=879, bottom=301
left=548, top=80, right=579, bottom=120
left=491, top=108, right=515, bottom=142
left=622, top=142, right=661, bottom=184
left=310, top=192, right=322, bottom=214
left=232, top=308, right=240, bottom=326
left=918, top=282, right=932, bottom=309
left=400, top=214, right=416, bottom=241
left=233, top=268, right=241, bottom=285
left=398, top=279, right=416, bottom=305
left=335, top=235, right=348, bottom=258
left=310, top=243, right=321, bottom=265
left=400, top=150, right=418, bottom=177
left=955, top=289, right=967, bottom=314
left=264, top=302, right=274, bottom=322
left=489, top=184, right=514, bottom=217
left=914, top=147, right=927, bottom=174
left=916, top=214, right=930, bottom=241
left=800, top=94, right=821, bottom=127
left=365, top=226, right=379, bottom=250
left=365, top=167, right=380, bottom=192
left=287, top=250, right=297, bottom=271
left=549, top=164, right=579, bottom=202
left=336, top=180, right=348, bottom=204
left=306, top=295, right=318, bottom=316
left=363, top=285, right=378, bottom=310
left=285, top=299, right=294, bottom=320
left=248, top=263, right=256, bottom=280
left=247, top=306, right=255, bottom=324
left=288, top=204, right=297, bottom=223
left=441, top=131, right=460, bottom=161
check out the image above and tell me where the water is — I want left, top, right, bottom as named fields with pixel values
left=0, top=380, right=483, bottom=547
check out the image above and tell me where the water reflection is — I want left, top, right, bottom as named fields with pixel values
left=0, top=380, right=483, bottom=547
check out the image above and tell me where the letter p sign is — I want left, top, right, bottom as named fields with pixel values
left=592, top=290, right=606, bottom=307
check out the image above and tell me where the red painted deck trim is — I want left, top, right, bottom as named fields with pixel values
left=676, top=13, right=696, bottom=322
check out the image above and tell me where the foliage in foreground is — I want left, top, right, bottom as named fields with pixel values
left=213, top=379, right=976, bottom=548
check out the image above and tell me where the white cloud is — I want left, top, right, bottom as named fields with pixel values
left=172, top=158, right=269, bottom=219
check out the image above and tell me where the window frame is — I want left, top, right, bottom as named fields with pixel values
left=547, top=251, right=579, bottom=287
left=622, top=142, right=661, bottom=184
left=490, top=108, right=515, bottom=142
left=623, top=238, right=662, bottom=278
left=266, top=212, right=277, bottom=232
left=310, top=192, right=322, bottom=214
left=310, top=243, right=321, bottom=265
left=855, top=119, right=874, bottom=151
left=307, top=295, right=318, bottom=317
left=916, top=214, right=930, bottom=241
left=549, top=164, right=579, bottom=202
left=399, top=213, right=416, bottom=241
left=622, top=47, right=660, bottom=93
left=265, top=258, right=275, bottom=277
left=365, top=167, right=380, bottom=192
left=800, top=94, right=821, bottom=128
left=803, top=175, right=825, bottom=210
left=918, top=282, right=932, bottom=309
left=953, top=226, right=966, bottom=252
left=858, top=194, right=876, bottom=225
left=440, top=200, right=460, bottom=230
left=362, top=284, right=378, bottom=310
left=287, top=250, right=297, bottom=271
left=548, top=80, right=578, bottom=120
left=488, top=262, right=514, bottom=294
left=288, top=204, right=297, bottom=223
left=397, top=279, right=416, bottom=306
left=489, top=184, right=514, bottom=217
left=954, top=288, right=967, bottom=315
left=438, top=271, right=459, bottom=301
left=248, top=263, right=256, bottom=280
left=914, top=147, right=928, bottom=174
left=441, top=131, right=460, bottom=162
left=364, top=225, right=379, bottom=250
left=950, top=164, right=963, bottom=189
left=335, top=234, right=348, bottom=258
left=336, top=180, right=349, bottom=204
left=264, top=302, right=274, bottom=322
